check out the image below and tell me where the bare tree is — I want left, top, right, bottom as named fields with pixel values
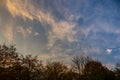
left=45, top=61, right=68, bottom=80
left=115, top=63, right=120, bottom=80
left=0, top=44, right=20, bottom=68
left=72, top=56, right=91, bottom=79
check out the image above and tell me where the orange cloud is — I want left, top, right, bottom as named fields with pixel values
left=5, top=0, right=77, bottom=48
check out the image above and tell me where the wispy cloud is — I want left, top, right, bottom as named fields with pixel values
left=16, top=26, right=26, bottom=37
left=34, top=32, right=39, bottom=36
left=16, top=26, right=32, bottom=38
left=106, top=49, right=112, bottom=55
left=104, top=63, right=115, bottom=70
left=38, top=53, right=72, bottom=63
left=6, top=0, right=34, bottom=20
left=1, top=0, right=119, bottom=65
left=4, top=26, right=13, bottom=42
left=6, top=0, right=77, bottom=48
left=114, top=55, right=120, bottom=60
left=0, top=19, right=14, bottom=43
left=3, top=26, right=13, bottom=43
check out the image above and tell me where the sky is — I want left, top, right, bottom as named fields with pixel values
left=0, top=0, right=120, bottom=68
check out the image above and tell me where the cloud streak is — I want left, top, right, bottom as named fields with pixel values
left=16, top=26, right=33, bottom=38
left=6, top=0, right=76, bottom=47
left=0, top=0, right=119, bottom=65
left=6, top=0, right=34, bottom=20
left=0, top=19, right=14, bottom=43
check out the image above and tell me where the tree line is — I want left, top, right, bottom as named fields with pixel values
left=0, top=44, right=120, bottom=80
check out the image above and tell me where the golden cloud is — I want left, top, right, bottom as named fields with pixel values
left=6, top=0, right=76, bottom=47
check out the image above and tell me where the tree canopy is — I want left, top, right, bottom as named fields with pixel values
left=0, top=44, right=119, bottom=80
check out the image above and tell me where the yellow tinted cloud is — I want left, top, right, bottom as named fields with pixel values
left=16, top=26, right=32, bottom=38
left=6, top=0, right=33, bottom=20
left=1, top=19, right=14, bottom=43
left=4, top=26, right=13, bottom=42
left=6, top=0, right=76, bottom=47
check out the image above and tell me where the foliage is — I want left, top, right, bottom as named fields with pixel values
left=83, top=61, right=115, bottom=80
left=0, top=44, right=119, bottom=80
left=115, top=63, right=120, bottom=80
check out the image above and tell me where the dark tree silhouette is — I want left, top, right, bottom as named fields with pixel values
left=0, top=44, right=20, bottom=68
left=0, top=44, right=119, bottom=80
left=83, top=61, right=115, bottom=80
left=72, top=56, right=91, bottom=79
left=44, top=61, right=68, bottom=80
left=115, top=63, right=120, bottom=80
left=0, top=44, right=43, bottom=80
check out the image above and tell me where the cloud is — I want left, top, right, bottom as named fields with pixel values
left=26, top=27, right=32, bottom=34
left=114, top=55, right=120, bottom=60
left=34, top=32, right=39, bottom=36
left=48, top=21, right=76, bottom=47
left=1, top=0, right=119, bottom=66
left=6, top=0, right=34, bottom=20
left=38, top=53, right=72, bottom=63
left=36, top=9, right=76, bottom=48
left=5, top=0, right=116, bottom=52
left=0, top=19, right=14, bottom=43
left=106, top=49, right=112, bottom=54
left=3, top=26, right=13, bottom=42
left=0, top=0, right=5, bottom=6
left=5, top=0, right=76, bottom=48
left=16, top=26, right=32, bottom=38
left=16, top=26, right=26, bottom=37
left=104, top=63, right=115, bottom=70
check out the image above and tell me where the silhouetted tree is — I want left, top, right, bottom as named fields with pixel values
left=44, top=61, right=68, bottom=80
left=83, top=61, right=115, bottom=80
left=0, top=44, right=44, bottom=80
left=0, top=44, right=21, bottom=80
left=0, top=44, right=20, bottom=68
left=0, top=44, right=118, bottom=80
left=72, top=56, right=91, bottom=79
left=21, top=55, right=44, bottom=80
left=115, top=63, right=120, bottom=80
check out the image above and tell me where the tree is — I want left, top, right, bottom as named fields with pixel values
left=0, top=44, right=44, bottom=80
left=72, top=56, right=91, bottom=79
left=83, top=61, right=115, bottom=80
left=115, top=63, right=120, bottom=80
left=0, top=44, right=117, bottom=80
left=44, top=61, right=68, bottom=80
left=0, top=44, right=21, bottom=80
left=0, top=44, right=20, bottom=68
left=21, top=55, right=44, bottom=80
